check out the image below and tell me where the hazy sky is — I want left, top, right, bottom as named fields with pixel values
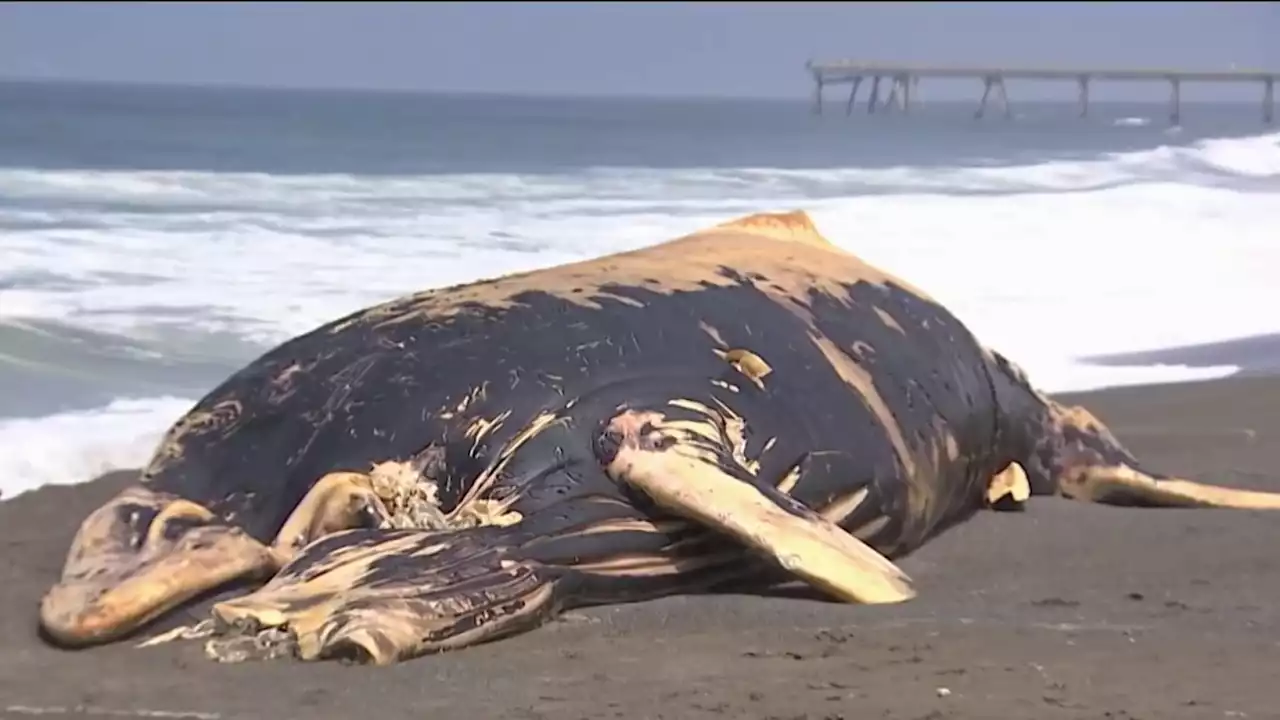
left=1, top=2, right=1276, bottom=100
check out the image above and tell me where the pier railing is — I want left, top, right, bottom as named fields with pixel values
left=806, top=61, right=1278, bottom=124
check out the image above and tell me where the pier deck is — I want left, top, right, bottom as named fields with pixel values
left=806, top=61, right=1279, bottom=124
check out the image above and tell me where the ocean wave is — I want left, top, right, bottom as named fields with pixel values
left=0, top=131, right=1276, bottom=213
left=0, top=395, right=196, bottom=499
left=2, top=131, right=1275, bottom=343
left=2, top=130, right=1279, bottom=497
left=0, top=317, right=246, bottom=418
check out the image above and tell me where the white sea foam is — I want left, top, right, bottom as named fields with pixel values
left=1, top=130, right=1277, bottom=499
left=0, top=397, right=196, bottom=498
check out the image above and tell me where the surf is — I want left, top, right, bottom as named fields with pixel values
left=1, top=129, right=1277, bottom=499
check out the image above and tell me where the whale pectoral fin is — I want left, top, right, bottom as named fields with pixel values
left=985, top=461, right=1032, bottom=512
left=1062, top=463, right=1280, bottom=509
left=208, top=526, right=559, bottom=665
left=597, top=411, right=915, bottom=606
left=270, top=472, right=392, bottom=563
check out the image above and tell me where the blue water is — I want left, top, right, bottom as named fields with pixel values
left=0, top=79, right=1270, bottom=175
left=1, top=78, right=1278, bottom=497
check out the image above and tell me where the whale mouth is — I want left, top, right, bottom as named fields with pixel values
left=39, top=486, right=279, bottom=648
left=205, top=526, right=560, bottom=666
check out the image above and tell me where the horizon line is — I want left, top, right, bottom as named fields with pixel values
left=0, top=75, right=1269, bottom=106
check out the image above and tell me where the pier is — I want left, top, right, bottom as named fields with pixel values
left=806, top=61, right=1279, bottom=124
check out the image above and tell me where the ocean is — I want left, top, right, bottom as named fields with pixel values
left=1, top=79, right=1278, bottom=499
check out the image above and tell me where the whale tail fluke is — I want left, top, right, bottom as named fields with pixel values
left=987, top=347, right=1280, bottom=510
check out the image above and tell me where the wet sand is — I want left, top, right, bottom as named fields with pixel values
left=4, top=374, right=1280, bottom=720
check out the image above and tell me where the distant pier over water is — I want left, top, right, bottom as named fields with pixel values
left=806, top=61, right=1279, bottom=125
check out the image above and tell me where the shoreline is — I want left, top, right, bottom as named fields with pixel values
left=1083, top=331, right=1280, bottom=377
left=3, top=342, right=1276, bottom=504
left=5, top=328, right=1278, bottom=507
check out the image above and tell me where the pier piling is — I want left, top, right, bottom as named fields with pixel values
left=844, top=76, right=863, bottom=115
left=885, top=74, right=911, bottom=114
left=806, top=61, right=1280, bottom=125
left=1266, top=78, right=1275, bottom=124
left=975, top=75, right=1011, bottom=120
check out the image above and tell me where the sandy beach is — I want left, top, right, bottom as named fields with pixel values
left=3, top=369, right=1280, bottom=720
left=2, top=3, right=1277, bottom=717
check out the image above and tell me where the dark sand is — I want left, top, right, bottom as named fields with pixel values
left=4, top=374, right=1280, bottom=719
